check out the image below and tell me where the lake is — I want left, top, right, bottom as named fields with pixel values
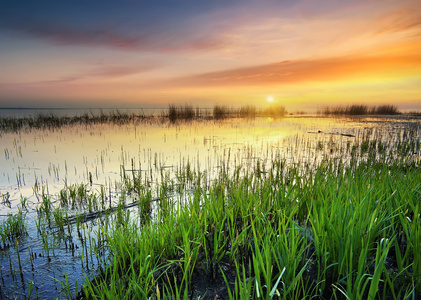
left=0, top=111, right=420, bottom=299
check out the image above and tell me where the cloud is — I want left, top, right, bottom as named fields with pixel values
left=89, top=65, right=157, bottom=78
left=0, top=17, right=229, bottom=53
left=168, top=53, right=421, bottom=88
left=373, top=3, right=421, bottom=35
left=1, top=63, right=160, bottom=86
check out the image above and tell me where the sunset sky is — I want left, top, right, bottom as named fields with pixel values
left=0, top=0, right=420, bottom=110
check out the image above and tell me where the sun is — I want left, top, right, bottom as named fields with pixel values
left=267, top=96, right=274, bottom=102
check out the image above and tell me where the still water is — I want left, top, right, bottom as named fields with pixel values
left=0, top=112, right=420, bottom=299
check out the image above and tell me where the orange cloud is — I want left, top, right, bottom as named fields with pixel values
left=168, top=53, right=421, bottom=88
left=372, top=3, right=421, bottom=35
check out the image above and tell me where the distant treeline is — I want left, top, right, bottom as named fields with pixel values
left=319, top=105, right=400, bottom=116
left=167, top=104, right=287, bottom=122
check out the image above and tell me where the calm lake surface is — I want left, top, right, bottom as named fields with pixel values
left=0, top=111, right=420, bottom=299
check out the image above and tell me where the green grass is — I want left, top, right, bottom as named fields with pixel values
left=76, top=146, right=420, bottom=299
left=0, top=209, right=26, bottom=248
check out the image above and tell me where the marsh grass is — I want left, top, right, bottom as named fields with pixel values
left=1, top=192, right=11, bottom=207
left=0, top=104, right=409, bottom=135
left=0, top=110, right=149, bottom=132
left=0, top=209, right=26, bottom=249
left=78, top=141, right=420, bottom=299
left=261, top=104, right=288, bottom=118
left=1, top=115, right=420, bottom=299
left=321, top=104, right=400, bottom=116
left=168, top=104, right=199, bottom=123
left=167, top=104, right=286, bottom=122
left=74, top=119, right=421, bottom=299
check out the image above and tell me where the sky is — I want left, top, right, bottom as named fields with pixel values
left=0, top=0, right=420, bottom=110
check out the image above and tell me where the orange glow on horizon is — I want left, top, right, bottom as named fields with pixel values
left=0, top=0, right=420, bottom=110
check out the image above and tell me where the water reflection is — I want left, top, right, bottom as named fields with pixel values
left=0, top=115, right=420, bottom=299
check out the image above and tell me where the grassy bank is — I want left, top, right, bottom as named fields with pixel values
left=75, top=143, right=420, bottom=299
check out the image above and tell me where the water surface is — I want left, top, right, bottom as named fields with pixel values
left=0, top=114, right=420, bottom=299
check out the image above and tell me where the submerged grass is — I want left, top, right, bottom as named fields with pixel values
left=78, top=146, right=420, bottom=299
left=0, top=209, right=26, bottom=249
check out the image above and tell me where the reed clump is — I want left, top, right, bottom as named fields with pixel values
left=168, top=104, right=200, bottom=123
left=374, top=105, right=400, bottom=115
left=237, top=105, right=257, bottom=118
left=261, top=104, right=287, bottom=118
left=213, top=105, right=230, bottom=120
left=320, top=104, right=400, bottom=116
left=0, top=210, right=27, bottom=249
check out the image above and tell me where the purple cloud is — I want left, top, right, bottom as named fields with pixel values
left=1, top=18, right=229, bottom=53
left=60, top=63, right=161, bottom=84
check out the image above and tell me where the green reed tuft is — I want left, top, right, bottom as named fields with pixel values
left=0, top=209, right=26, bottom=248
